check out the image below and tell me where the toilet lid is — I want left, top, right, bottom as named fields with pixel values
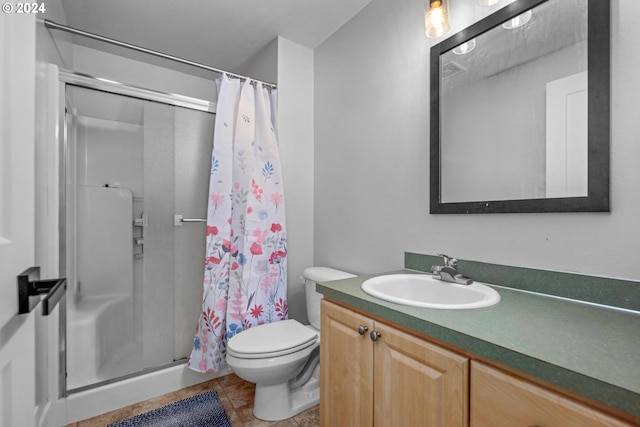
left=227, top=319, right=318, bottom=358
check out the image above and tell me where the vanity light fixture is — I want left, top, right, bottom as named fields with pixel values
left=502, top=9, right=532, bottom=29
left=425, top=0, right=450, bottom=39
left=478, top=0, right=500, bottom=6
left=452, top=39, right=476, bottom=55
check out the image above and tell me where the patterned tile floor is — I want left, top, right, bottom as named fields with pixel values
left=66, top=373, right=320, bottom=427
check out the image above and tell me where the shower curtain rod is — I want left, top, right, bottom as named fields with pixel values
left=42, top=19, right=277, bottom=89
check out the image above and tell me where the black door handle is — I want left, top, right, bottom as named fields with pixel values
left=18, top=266, right=67, bottom=316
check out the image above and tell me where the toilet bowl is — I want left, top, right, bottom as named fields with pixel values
left=225, top=267, right=356, bottom=421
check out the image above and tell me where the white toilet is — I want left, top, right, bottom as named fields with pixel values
left=226, top=267, right=356, bottom=421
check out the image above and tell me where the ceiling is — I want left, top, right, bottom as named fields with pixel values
left=59, top=0, right=371, bottom=79
left=441, top=0, right=587, bottom=85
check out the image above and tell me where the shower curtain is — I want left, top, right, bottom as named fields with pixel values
left=188, top=74, right=287, bottom=373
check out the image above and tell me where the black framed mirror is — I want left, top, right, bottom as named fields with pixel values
left=430, top=0, right=609, bottom=214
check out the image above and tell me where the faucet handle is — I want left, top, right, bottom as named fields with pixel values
left=437, top=253, right=458, bottom=268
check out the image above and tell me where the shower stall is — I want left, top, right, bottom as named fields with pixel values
left=61, top=73, right=215, bottom=392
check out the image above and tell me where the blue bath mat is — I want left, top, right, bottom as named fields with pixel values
left=107, top=390, right=232, bottom=427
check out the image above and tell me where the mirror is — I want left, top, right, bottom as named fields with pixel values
left=430, top=0, right=609, bottom=214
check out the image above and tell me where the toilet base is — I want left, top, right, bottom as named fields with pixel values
left=252, top=367, right=320, bottom=421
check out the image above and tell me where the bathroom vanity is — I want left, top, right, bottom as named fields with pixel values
left=318, top=272, right=640, bottom=427
left=320, top=300, right=468, bottom=426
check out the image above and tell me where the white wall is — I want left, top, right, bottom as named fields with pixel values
left=234, top=37, right=278, bottom=85
left=277, top=37, right=315, bottom=323
left=314, top=0, right=640, bottom=283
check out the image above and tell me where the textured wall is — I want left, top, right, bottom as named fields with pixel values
left=314, top=0, right=640, bottom=283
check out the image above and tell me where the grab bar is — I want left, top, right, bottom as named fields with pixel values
left=18, top=266, right=67, bottom=316
left=174, top=215, right=207, bottom=226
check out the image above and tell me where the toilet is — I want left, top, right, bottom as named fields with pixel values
left=226, top=267, right=356, bottom=421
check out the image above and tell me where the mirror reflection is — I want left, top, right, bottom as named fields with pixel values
left=440, top=0, right=587, bottom=203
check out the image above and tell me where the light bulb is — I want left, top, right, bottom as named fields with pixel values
left=425, top=0, right=450, bottom=39
left=478, top=0, right=500, bottom=6
left=502, top=10, right=532, bottom=29
left=452, top=39, right=476, bottom=55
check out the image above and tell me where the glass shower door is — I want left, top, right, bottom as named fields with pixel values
left=65, top=84, right=213, bottom=391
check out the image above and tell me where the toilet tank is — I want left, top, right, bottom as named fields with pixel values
left=304, top=267, right=356, bottom=330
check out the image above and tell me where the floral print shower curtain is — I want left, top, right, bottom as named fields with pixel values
left=188, top=74, right=287, bottom=373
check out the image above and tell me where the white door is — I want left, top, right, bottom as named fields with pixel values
left=545, top=71, right=588, bottom=198
left=0, top=12, right=37, bottom=427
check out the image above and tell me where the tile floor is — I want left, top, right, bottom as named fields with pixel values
left=66, top=373, right=319, bottom=427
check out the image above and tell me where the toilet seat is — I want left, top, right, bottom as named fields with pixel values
left=227, top=319, right=318, bottom=359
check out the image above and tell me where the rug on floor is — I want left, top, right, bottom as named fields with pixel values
left=107, top=390, right=232, bottom=427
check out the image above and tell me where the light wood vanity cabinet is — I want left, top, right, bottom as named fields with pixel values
left=320, top=300, right=469, bottom=427
left=320, top=299, right=637, bottom=427
left=471, top=361, right=635, bottom=427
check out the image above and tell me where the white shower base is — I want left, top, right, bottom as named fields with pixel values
left=61, top=362, right=230, bottom=424
left=63, top=292, right=231, bottom=425
left=67, top=294, right=139, bottom=390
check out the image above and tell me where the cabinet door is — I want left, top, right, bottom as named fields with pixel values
left=374, top=322, right=469, bottom=427
left=471, top=361, right=634, bottom=427
left=320, top=300, right=375, bottom=427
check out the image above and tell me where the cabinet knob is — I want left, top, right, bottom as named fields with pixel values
left=370, top=331, right=381, bottom=341
left=357, top=325, right=368, bottom=335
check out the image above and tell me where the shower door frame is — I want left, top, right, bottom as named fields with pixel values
left=59, top=69, right=216, bottom=395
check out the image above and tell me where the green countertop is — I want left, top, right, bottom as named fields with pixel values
left=317, top=269, right=640, bottom=418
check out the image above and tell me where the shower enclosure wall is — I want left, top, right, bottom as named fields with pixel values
left=63, top=79, right=215, bottom=392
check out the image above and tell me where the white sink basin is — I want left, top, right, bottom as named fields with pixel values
left=361, top=274, right=500, bottom=309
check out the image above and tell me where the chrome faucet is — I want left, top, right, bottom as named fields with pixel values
left=431, top=253, right=473, bottom=285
